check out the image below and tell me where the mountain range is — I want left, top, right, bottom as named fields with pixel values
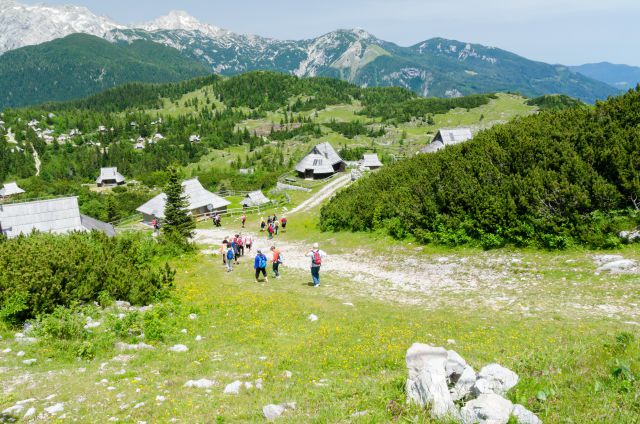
left=569, top=62, right=640, bottom=91
left=0, top=0, right=626, bottom=108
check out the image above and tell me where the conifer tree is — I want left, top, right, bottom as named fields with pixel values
left=162, top=167, right=194, bottom=244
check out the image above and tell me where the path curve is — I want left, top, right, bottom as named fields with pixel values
left=288, top=174, right=351, bottom=215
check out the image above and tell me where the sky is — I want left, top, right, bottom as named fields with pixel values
left=21, top=0, right=640, bottom=66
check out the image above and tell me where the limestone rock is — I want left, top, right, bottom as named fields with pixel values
left=460, top=394, right=513, bottom=424
left=446, top=350, right=468, bottom=381
left=308, top=314, right=319, bottom=322
left=184, top=379, right=216, bottom=388
left=168, top=344, right=188, bottom=352
left=405, top=343, right=457, bottom=419
left=451, top=366, right=477, bottom=401
left=512, top=404, right=542, bottom=424
left=472, top=364, right=519, bottom=396
left=224, top=380, right=243, bottom=394
left=263, top=404, right=285, bottom=421
left=596, top=259, right=636, bottom=274
left=116, top=342, right=154, bottom=351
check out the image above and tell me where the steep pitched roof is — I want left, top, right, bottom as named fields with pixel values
left=0, top=197, right=111, bottom=239
left=295, top=142, right=344, bottom=174
left=241, top=190, right=271, bottom=207
left=96, top=167, right=125, bottom=184
left=434, top=128, right=473, bottom=145
left=136, top=178, right=230, bottom=218
left=362, top=154, right=383, bottom=168
left=0, top=182, right=25, bottom=197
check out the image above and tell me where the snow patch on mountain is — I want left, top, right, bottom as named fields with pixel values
left=139, top=10, right=230, bottom=39
left=0, top=0, right=123, bottom=54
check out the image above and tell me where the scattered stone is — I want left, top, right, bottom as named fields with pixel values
left=460, top=394, right=513, bottom=424
left=596, top=259, right=637, bottom=274
left=16, top=399, right=36, bottom=406
left=343, top=302, right=354, bottom=307
left=445, top=350, right=467, bottom=380
left=2, top=348, right=11, bottom=353
left=180, top=329, right=188, bottom=334
left=282, top=370, right=293, bottom=379
left=263, top=404, right=285, bottom=421
left=619, top=230, right=640, bottom=243
left=44, top=403, right=64, bottom=415
left=188, top=313, right=198, bottom=320
left=450, top=366, right=477, bottom=402
left=512, top=404, right=542, bottom=424
left=156, top=395, right=166, bottom=402
left=262, top=403, right=296, bottom=421
left=195, top=335, right=203, bottom=342
left=16, top=351, right=25, bottom=357
left=224, top=380, right=243, bottom=394
left=308, top=314, right=319, bottom=322
left=2, top=404, right=24, bottom=414
left=184, top=379, right=216, bottom=389
left=168, top=344, right=188, bottom=353
left=405, top=343, right=457, bottom=419
left=133, top=402, right=145, bottom=409
left=107, top=386, right=116, bottom=391
left=22, top=359, right=37, bottom=365
left=351, top=410, right=369, bottom=417
left=43, top=394, right=56, bottom=401
left=116, top=342, right=154, bottom=351
left=255, top=378, right=264, bottom=390
left=447, top=339, right=457, bottom=345
left=24, top=407, right=36, bottom=418
left=111, top=354, right=134, bottom=363
left=472, top=364, right=519, bottom=397
left=84, top=317, right=102, bottom=329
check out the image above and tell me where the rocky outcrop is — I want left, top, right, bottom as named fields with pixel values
left=405, top=344, right=541, bottom=424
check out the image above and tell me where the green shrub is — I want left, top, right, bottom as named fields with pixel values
left=0, top=232, right=175, bottom=322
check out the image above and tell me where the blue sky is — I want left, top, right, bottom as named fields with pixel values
left=23, top=0, right=640, bottom=66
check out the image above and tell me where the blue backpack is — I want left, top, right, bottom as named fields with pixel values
left=226, top=249, right=234, bottom=260
left=258, top=254, right=267, bottom=268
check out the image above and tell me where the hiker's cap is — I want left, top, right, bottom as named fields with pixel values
left=313, top=242, right=319, bottom=249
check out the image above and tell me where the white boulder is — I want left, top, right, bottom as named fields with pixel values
left=472, top=364, right=519, bottom=396
left=460, top=394, right=513, bottom=424
left=451, top=366, right=477, bottom=401
left=512, top=404, right=542, bottom=424
left=223, top=380, right=243, bottom=394
left=405, top=343, right=457, bottom=419
left=263, top=404, right=285, bottom=421
left=168, top=344, right=189, bottom=352
left=446, top=350, right=468, bottom=380
left=596, top=259, right=636, bottom=274
left=184, top=379, right=216, bottom=388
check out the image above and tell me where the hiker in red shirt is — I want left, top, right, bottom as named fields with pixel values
left=270, top=245, right=282, bottom=278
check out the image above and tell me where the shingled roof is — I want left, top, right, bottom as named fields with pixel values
left=0, top=197, right=115, bottom=239
left=295, top=142, right=344, bottom=176
left=421, top=128, right=474, bottom=153
left=136, top=178, right=230, bottom=219
left=96, top=167, right=125, bottom=185
left=241, top=190, right=271, bottom=207
left=0, top=182, right=25, bottom=197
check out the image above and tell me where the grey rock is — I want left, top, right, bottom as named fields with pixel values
left=512, top=404, right=542, bottom=424
left=472, top=364, right=519, bottom=396
left=223, top=380, right=243, bottom=394
left=460, top=394, right=513, bottom=424
left=596, top=259, right=636, bottom=274
left=446, top=350, right=468, bottom=381
left=405, top=343, right=457, bottom=419
left=451, top=366, right=477, bottom=401
left=263, top=404, right=285, bottom=421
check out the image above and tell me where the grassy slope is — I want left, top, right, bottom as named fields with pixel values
left=0, top=188, right=638, bottom=422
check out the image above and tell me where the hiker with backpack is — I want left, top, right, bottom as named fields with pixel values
left=274, top=219, right=279, bottom=236
left=305, top=243, right=327, bottom=287
left=221, top=236, right=229, bottom=265
left=270, top=245, right=282, bottom=278
left=267, top=223, right=274, bottom=240
left=237, top=234, right=245, bottom=257
left=245, top=234, right=253, bottom=253
left=260, top=217, right=266, bottom=232
left=241, top=214, right=247, bottom=228
left=281, top=216, right=287, bottom=233
left=254, top=249, right=269, bottom=283
left=226, top=246, right=235, bottom=272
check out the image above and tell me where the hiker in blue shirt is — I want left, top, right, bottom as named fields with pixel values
left=226, top=247, right=235, bottom=272
left=254, top=249, right=269, bottom=283
left=305, top=242, right=326, bottom=287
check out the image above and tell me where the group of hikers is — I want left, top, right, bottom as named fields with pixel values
left=218, top=213, right=326, bottom=287
left=260, top=214, right=287, bottom=239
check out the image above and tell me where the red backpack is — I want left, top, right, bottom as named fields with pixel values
left=312, top=250, right=322, bottom=266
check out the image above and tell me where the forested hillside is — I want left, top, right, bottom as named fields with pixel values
left=0, top=33, right=211, bottom=109
left=0, top=71, right=539, bottom=222
left=320, top=88, right=640, bottom=248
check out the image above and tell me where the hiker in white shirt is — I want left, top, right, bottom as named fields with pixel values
left=305, top=242, right=327, bottom=287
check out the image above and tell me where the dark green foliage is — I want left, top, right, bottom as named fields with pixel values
left=162, top=168, right=195, bottom=244
left=526, top=94, right=584, bottom=111
left=320, top=88, right=640, bottom=249
left=0, top=33, right=212, bottom=109
left=214, top=71, right=360, bottom=111
left=324, top=120, right=385, bottom=139
left=45, top=75, right=219, bottom=113
left=0, top=232, right=175, bottom=322
left=359, top=88, right=496, bottom=122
